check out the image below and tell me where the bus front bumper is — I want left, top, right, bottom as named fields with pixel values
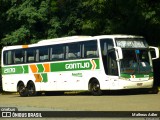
left=109, top=79, right=153, bottom=90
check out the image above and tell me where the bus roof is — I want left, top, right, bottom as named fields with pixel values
left=2, top=35, right=144, bottom=51
left=38, top=35, right=144, bottom=44
left=94, top=35, right=144, bottom=39
left=38, top=36, right=92, bottom=44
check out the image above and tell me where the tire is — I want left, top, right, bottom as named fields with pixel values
left=18, top=82, right=28, bottom=97
left=27, top=81, right=37, bottom=96
left=89, top=79, right=102, bottom=96
left=36, top=92, right=42, bottom=96
left=149, top=87, right=159, bottom=94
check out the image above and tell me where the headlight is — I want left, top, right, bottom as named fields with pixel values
left=148, top=77, right=153, bottom=80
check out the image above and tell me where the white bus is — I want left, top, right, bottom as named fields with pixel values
left=1, top=35, right=159, bottom=96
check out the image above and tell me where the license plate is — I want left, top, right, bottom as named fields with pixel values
left=137, top=83, right=143, bottom=86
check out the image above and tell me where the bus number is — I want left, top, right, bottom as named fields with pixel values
left=4, top=68, right=16, bottom=74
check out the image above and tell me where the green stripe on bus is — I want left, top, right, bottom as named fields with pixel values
left=41, top=73, right=48, bottom=82
left=50, top=59, right=100, bottom=72
left=2, top=66, right=23, bottom=74
left=2, top=65, right=29, bottom=74
left=2, top=59, right=100, bottom=75
left=37, top=64, right=44, bottom=73
left=23, top=65, right=29, bottom=73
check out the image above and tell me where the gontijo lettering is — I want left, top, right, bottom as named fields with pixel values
left=65, top=62, right=90, bottom=69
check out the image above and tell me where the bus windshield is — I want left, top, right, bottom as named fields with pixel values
left=120, top=49, right=153, bottom=74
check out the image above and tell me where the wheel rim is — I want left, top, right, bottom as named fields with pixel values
left=92, top=82, right=100, bottom=92
left=27, top=82, right=36, bottom=96
left=19, top=85, right=25, bottom=94
left=18, top=83, right=28, bottom=97
left=89, top=80, right=102, bottom=96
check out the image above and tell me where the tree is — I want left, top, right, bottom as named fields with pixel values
left=1, top=0, right=160, bottom=46
left=1, top=0, right=59, bottom=45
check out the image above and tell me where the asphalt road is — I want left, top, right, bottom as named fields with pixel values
left=0, top=91, right=160, bottom=111
left=0, top=91, right=160, bottom=120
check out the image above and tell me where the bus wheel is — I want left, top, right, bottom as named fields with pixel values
left=150, top=87, right=159, bottom=94
left=89, top=79, right=102, bottom=96
left=27, top=81, right=37, bottom=96
left=18, top=82, right=28, bottom=97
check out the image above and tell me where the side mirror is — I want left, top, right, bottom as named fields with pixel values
left=149, top=46, right=159, bottom=60
left=114, top=47, right=123, bottom=60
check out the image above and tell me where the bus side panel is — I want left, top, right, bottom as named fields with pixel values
left=2, top=74, right=26, bottom=92
left=2, top=75, right=17, bottom=92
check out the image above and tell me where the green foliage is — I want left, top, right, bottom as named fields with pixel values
left=2, top=26, right=30, bottom=45
left=0, top=0, right=160, bottom=46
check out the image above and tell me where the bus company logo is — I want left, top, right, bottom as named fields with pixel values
left=64, top=60, right=98, bottom=70
left=4, top=68, right=16, bottom=74
left=65, top=62, right=90, bottom=70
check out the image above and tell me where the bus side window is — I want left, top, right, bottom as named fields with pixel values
left=14, top=50, right=24, bottom=64
left=66, top=42, right=81, bottom=59
left=39, top=47, right=49, bottom=62
left=26, top=48, right=35, bottom=63
left=3, top=51, right=7, bottom=65
left=83, top=40, right=98, bottom=58
left=108, top=51, right=118, bottom=75
left=3, top=51, right=13, bottom=65
left=100, top=39, right=115, bottom=75
left=51, top=45, right=65, bottom=61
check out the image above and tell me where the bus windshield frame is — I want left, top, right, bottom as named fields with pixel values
left=115, top=38, right=153, bottom=76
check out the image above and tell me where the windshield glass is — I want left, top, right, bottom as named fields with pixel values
left=120, top=49, right=153, bottom=74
